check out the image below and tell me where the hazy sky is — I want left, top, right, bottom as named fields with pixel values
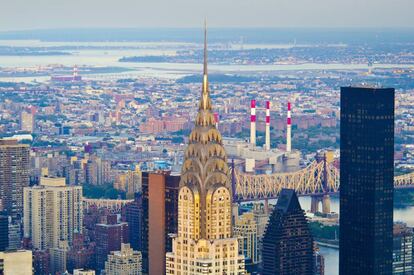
left=1, top=0, right=414, bottom=31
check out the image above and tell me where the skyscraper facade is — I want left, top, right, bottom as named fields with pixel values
left=340, top=87, right=394, bottom=275
left=0, top=139, right=30, bottom=221
left=23, top=176, right=83, bottom=250
left=124, top=192, right=143, bottom=252
left=165, top=26, right=246, bottom=274
left=141, top=171, right=180, bottom=275
left=261, top=188, right=314, bottom=275
left=95, top=214, right=129, bottom=271
left=392, top=223, right=413, bottom=275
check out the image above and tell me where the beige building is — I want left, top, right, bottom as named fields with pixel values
left=50, top=240, right=69, bottom=274
left=23, top=176, right=83, bottom=250
left=233, top=212, right=260, bottom=265
left=74, top=269, right=96, bottom=275
left=166, top=28, right=246, bottom=275
left=104, top=243, right=142, bottom=275
left=21, top=110, right=34, bottom=133
left=0, top=250, right=33, bottom=275
left=114, top=165, right=142, bottom=198
left=73, top=269, right=96, bottom=275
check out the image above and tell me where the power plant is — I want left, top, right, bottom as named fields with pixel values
left=224, top=100, right=301, bottom=174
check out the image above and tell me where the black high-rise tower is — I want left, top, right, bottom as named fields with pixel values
left=340, top=87, right=394, bottom=275
left=262, top=188, right=314, bottom=275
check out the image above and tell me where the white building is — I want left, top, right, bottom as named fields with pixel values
left=23, top=176, right=83, bottom=250
left=104, top=243, right=142, bottom=275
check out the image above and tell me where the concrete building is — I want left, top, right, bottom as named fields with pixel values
left=67, top=233, right=95, bottom=273
left=73, top=269, right=96, bottom=275
left=165, top=28, right=246, bottom=274
left=20, top=110, right=35, bottom=133
left=340, top=87, right=395, bottom=275
left=0, top=250, right=33, bottom=275
left=7, top=221, right=21, bottom=250
left=50, top=240, right=69, bottom=274
left=114, top=165, right=142, bottom=198
left=85, top=156, right=112, bottom=186
left=314, top=248, right=325, bottom=275
left=0, top=139, right=30, bottom=221
left=233, top=212, right=260, bottom=273
left=95, top=214, right=129, bottom=271
left=33, top=250, right=50, bottom=275
left=104, top=243, right=142, bottom=275
left=23, top=176, right=83, bottom=250
left=142, top=171, right=180, bottom=275
left=393, top=223, right=413, bottom=275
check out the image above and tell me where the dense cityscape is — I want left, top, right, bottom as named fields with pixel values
left=1, top=4, right=414, bottom=274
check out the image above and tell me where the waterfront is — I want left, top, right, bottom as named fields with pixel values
left=1, top=39, right=414, bottom=83
left=299, top=196, right=414, bottom=275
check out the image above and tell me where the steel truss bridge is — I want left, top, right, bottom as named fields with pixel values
left=233, top=156, right=414, bottom=213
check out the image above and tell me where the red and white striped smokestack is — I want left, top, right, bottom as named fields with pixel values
left=265, top=101, right=271, bottom=150
left=73, top=65, right=78, bottom=78
left=250, top=99, right=256, bottom=146
left=214, top=112, right=219, bottom=129
left=286, top=101, right=292, bottom=152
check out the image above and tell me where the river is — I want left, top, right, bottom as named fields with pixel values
left=298, top=196, right=414, bottom=274
left=1, top=39, right=414, bottom=83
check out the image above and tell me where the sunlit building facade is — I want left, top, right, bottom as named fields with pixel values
left=104, top=243, right=142, bottom=275
left=23, top=176, right=83, bottom=250
left=165, top=26, right=246, bottom=275
left=0, top=250, right=32, bottom=275
left=233, top=212, right=259, bottom=270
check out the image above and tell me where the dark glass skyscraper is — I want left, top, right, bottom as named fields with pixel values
left=340, top=87, right=395, bottom=275
left=0, top=214, right=8, bottom=251
left=261, top=188, right=314, bottom=275
left=124, top=192, right=143, bottom=252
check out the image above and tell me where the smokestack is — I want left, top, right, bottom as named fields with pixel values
left=265, top=101, right=270, bottom=150
left=73, top=65, right=78, bottom=78
left=214, top=112, right=219, bottom=129
left=286, top=101, right=292, bottom=152
left=250, top=100, right=256, bottom=146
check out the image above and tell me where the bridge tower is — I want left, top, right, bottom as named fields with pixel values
left=310, top=151, right=334, bottom=214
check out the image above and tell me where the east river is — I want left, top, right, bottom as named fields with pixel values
left=299, top=196, right=414, bottom=275
left=0, top=39, right=414, bottom=83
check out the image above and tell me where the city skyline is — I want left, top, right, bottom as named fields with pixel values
left=0, top=2, right=412, bottom=274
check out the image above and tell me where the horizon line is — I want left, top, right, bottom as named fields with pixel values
left=1, top=26, right=414, bottom=33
